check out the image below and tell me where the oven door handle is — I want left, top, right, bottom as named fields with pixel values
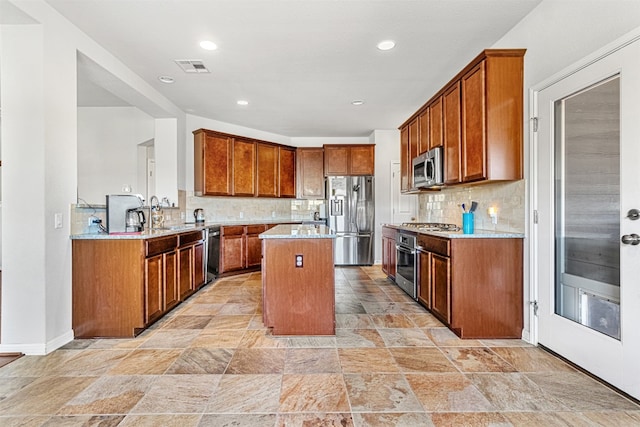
left=395, top=244, right=415, bottom=255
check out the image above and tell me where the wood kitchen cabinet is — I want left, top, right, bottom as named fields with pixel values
left=443, top=82, right=462, bottom=185
left=278, top=146, right=296, bottom=198
left=220, top=224, right=268, bottom=275
left=400, top=126, right=410, bottom=192
left=398, top=49, right=524, bottom=190
left=461, top=51, right=524, bottom=183
left=220, top=225, right=245, bottom=273
left=193, top=130, right=232, bottom=196
left=193, top=128, right=297, bottom=198
left=178, top=230, right=207, bottom=300
left=323, top=144, right=375, bottom=176
left=246, top=224, right=267, bottom=268
left=381, top=226, right=397, bottom=279
left=232, top=138, right=256, bottom=196
left=418, top=108, right=430, bottom=154
left=429, top=96, right=443, bottom=150
left=296, top=147, right=325, bottom=199
left=416, top=233, right=523, bottom=338
left=73, top=230, right=205, bottom=338
left=408, top=118, right=419, bottom=188
left=256, top=142, right=278, bottom=197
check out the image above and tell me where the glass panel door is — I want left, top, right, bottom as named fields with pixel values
left=554, top=77, right=621, bottom=340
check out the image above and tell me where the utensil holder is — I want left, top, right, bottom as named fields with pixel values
left=462, top=212, right=474, bottom=234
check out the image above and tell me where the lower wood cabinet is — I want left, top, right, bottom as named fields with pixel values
left=72, top=230, right=205, bottom=338
left=415, top=233, right=523, bottom=339
left=220, top=224, right=267, bottom=275
left=381, top=226, right=397, bottom=279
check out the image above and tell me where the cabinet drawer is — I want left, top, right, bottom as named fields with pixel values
left=417, top=234, right=450, bottom=257
left=222, top=225, right=245, bottom=236
left=382, top=226, right=397, bottom=239
left=146, top=235, right=178, bottom=257
left=179, top=230, right=204, bottom=247
left=246, top=224, right=267, bottom=235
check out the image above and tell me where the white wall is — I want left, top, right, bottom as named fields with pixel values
left=78, top=107, right=154, bottom=204
left=1, top=0, right=184, bottom=354
left=491, top=0, right=640, bottom=342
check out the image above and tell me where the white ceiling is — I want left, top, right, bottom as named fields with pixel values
left=45, top=0, right=542, bottom=137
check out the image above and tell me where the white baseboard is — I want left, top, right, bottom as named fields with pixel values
left=0, top=329, right=74, bottom=355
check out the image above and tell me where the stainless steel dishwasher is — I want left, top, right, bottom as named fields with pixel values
left=206, top=225, right=220, bottom=282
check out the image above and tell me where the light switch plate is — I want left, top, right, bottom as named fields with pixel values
left=54, top=213, right=63, bottom=229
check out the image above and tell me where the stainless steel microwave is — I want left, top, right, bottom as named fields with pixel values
left=412, top=146, right=444, bottom=188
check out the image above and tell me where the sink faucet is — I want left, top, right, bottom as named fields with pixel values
left=149, top=195, right=160, bottom=212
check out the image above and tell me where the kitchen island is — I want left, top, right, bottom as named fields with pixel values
left=260, top=224, right=336, bottom=335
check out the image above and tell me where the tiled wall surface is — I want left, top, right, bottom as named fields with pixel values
left=417, top=180, right=525, bottom=233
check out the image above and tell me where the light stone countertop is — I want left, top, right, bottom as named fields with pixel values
left=70, top=219, right=327, bottom=240
left=259, top=224, right=335, bottom=239
left=384, top=224, right=524, bottom=239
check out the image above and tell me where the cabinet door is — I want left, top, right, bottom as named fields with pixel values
left=245, top=233, right=263, bottom=268
left=220, top=234, right=245, bottom=273
left=408, top=119, right=419, bottom=187
left=256, top=143, right=278, bottom=197
left=381, top=236, right=390, bottom=275
left=195, top=131, right=232, bottom=196
left=232, top=138, right=256, bottom=196
left=193, top=243, right=205, bottom=289
left=164, top=251, right=178, bottom=310
left=418, top=108, right=430, bottom=155
left=417, top=250, right=431, bottom=309
left=296, top=148, right=325, bottom=199
left=462, top=62, right=487, bottom=182
left=430, top=253, right=451, bottom=324
left=144, top=254, right=164, bottom=324
left=400, top=126, right=410, bottom=192
left=429, top=96, right=443, bottom=149
left=278, top=147, right=296, bottom=197
left=444, top=82, right=462, bottom=185
left=349, top=145, right=375, bottom=175
left=178, top=246, right=194, bottom=300
left=324, top=145, right=349, bottom=176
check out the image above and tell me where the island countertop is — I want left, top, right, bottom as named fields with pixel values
left=259, top=224, right=335, bottom=239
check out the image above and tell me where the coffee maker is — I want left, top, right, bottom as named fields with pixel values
left=106, top=194, right=145, bottom=233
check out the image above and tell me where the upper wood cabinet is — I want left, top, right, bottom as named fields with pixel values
left=193, top=128, right=297, bottom=198
left=400, top=127, right=410, bottom=192
left=398, top=49, right=525, bottom=191
left=278, top=147, right=296, bottom=198
left=256, top=143, right=278, bottom=197
left=296, top=148, right=325, bottom=199
left=408, top=118, right=419, bottom=189
left=193, top=130, right=232, bottom=196
left=232, top=138, right=256, bottom=196
left=429, top=96, right=443, bottom=150
left=418, top=108, right=430, bottom=154
left=443, top=82, right=462, bottom=185
left=324, top=144, right=375, bottom=176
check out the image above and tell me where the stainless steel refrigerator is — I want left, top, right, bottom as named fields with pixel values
left=327, top=176, right=375, bottom=265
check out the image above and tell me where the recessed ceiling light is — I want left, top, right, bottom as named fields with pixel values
left=377, top=40, right=396, bottom=51
left=200, top=40, right=218, bottom=51
left=351, top=100, right=364, bottom=106
left=158, top=76, right=175, bottom=84
left=237, top=100, right=249, bottom=106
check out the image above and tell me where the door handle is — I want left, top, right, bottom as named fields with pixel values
left=626, top=209, right=640, bottom=220
left=621, top=233, right=640, bottom=245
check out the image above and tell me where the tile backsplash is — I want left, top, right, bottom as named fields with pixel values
left=417, top=180, right=525, bottom=233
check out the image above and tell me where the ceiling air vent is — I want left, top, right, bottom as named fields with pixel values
left=174, top=59, right=210, bottom=73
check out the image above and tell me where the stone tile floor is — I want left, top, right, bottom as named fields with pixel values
left=1, top=266, right=639, bottom=426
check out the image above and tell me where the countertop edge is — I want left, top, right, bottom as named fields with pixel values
left=260, top=224, right=335, bottom=239
left=382, top=224, right=525, bottom=239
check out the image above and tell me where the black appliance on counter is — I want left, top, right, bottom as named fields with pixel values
left=205, top=225, right=220, bottom=282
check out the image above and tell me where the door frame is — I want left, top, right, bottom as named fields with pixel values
left=529, top=27, right=640, bottom=347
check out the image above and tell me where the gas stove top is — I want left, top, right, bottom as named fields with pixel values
left=401, top=222, right=461, bottom=232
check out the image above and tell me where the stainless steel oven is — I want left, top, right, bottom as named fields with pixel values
left=395, top=231, right=417, bottom=299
